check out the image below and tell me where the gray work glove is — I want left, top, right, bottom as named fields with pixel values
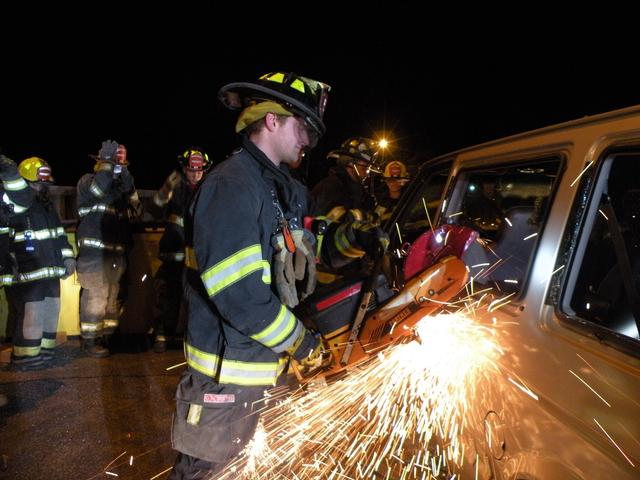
left=98, top=140, right=119, bottom=163
left=291, top=229, right=317, bottom=301
left=61, top=258, right=76, bottom=279
left=0, top=155, right=18, bottom=179
left=272, top=232, right=297, bottom=308
left=272, top=228, right=318, bottom=308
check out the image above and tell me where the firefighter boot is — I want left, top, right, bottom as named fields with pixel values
left=83, top=338, right=109, bottom=358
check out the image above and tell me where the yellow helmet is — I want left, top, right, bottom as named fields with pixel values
left=18, top=157, right=54, bottom=183
left=383, top=160, right=409, bottom=179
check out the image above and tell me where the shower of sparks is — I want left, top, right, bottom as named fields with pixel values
left=570, top=161, right=593, bottom=187
left=598, top=209, right=609, bottom=220
left=522, top=233, right=537, bottom=241
left=568, top=370, right=611, bottom=407
left=504, top=217, right=512, bottom=227
left=593, top=418, right=635, bottom=467
left=506, top=377, right=539, bottom=401
left=219, top=312, right=503, bottom=479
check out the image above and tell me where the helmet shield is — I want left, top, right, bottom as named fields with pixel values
left=178, top=147, right=211, bottom=172
left=218, top=72, right=331, bottom=139
left=19, top=157, right=54, bottom=183
left=328, top=137, right=381, bottom=171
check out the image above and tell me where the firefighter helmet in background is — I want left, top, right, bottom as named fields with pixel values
left=218, top=71, right=331, bottom=140
left=383, top=160, right=409, bottom=179
left=19, top=157, right=54, bottom=183
left=178, top=147, right=211, bottom=172
left=328, top=137, right=381, bottom=172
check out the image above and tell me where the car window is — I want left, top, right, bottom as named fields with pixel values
left=445, top=158, right=562, bottom=296
left=562, top=153, right=640, bottom=346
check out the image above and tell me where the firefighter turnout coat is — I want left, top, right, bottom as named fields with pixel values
left=183, top=138, right=318, bottom=387
left=76, top=163, right=138, bottom=264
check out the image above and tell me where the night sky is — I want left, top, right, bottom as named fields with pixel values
left=3, top=21, right=640, bottom=190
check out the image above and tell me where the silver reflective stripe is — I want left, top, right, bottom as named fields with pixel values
left=13, top=227, right=65, bottom=242
left=159, top=252, right=185, bottom=262
left=3, top=177, right=27, bottom=191
left=16, top=267, right=66, bottom=283
left=0, top=227, right=11, bottom=234
left=168, top=214, right=184, bottom=227
left=2, top=192, right=28, bottom=213
left=61, top=248, right=74, bottom=258
left=1, top=274, right=13, bottom=286
left=104, top=319, right=118, bottom=328
left=153, top=193, right=169, bottom=207
left=89, top=182, right=104, bottom=198
left=81, top=322, right=103, bottom=332
left=78, top=237, right=125, bottom=252
left=78, top=204, right=118, bottom=217
left=250, top=305, right=300, bottom=352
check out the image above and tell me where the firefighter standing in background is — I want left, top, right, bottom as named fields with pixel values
left=375, top=160, right=410, bottom=221
left=76, top=140, right=142, bottom=358
left=1, top=154, right=34, bottom=288
left=149, top=147, right=211, bottom=353
left=1, top=153, right=33, bottom=405
left=310, top=136, right=379, bottom=220
left=4, top=157, right=75, bottom=369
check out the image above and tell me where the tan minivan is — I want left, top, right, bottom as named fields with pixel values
left=383, top=105, right=640, bottom=478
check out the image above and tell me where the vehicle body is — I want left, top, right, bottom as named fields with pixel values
left=302, top=105, right=640, bottom=478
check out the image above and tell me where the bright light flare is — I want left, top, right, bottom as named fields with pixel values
left=220, top=313, right=503, bottom=479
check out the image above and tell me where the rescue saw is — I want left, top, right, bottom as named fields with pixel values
left=296, top=225, right=477, bottom=379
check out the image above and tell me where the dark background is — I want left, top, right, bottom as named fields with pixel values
left=3, top=15, right=640, bottom=190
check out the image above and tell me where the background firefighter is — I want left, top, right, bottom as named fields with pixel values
left=75, top=140, right=142, bottom=358
left=3, top=156, right=74, bottom=369
left=149, top=147, right=211, bottom=353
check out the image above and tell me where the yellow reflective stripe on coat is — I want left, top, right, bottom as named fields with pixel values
left=250, top=304, right=301, bottom=352
left=89, top=181, right=105, bottom=198
left=13, top=227, right=65, bottom=242
left=335, top=224, right=365, bottom=258
left=77, top=237, right=125, bottom=252
left=201, top=244, right=265, bottom=297
left=185, top=342, right=285, bottom=386
left=16, top=267, right=66, bottom=283
left=2, top=177, right=28, bottom=191
left=78, top=204, right=118, bottom=217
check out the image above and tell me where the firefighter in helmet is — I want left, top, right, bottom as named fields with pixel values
left=375, top=159, right=410, bottom=220
left=310, top=136, right=380, bottom=220
left=149, top=147, right=211, bottom=353
left=4, top=156, right=74, bottom=369
left=76, top=140, right=142, bottom=357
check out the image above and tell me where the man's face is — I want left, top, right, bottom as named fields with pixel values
left=277, top=115, right=312, bottom=167
left=183, top=168, right=204, bottom=186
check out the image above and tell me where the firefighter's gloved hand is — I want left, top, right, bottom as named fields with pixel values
left=0, top=155, right=18, bottom=179
left=158, top=171, right=181, bottom=201
left=297, top=341, right=324, bottom=370
left=351, top=220, right=390, bottom=255
left=292, top=229, right=317, bottom=301
left=61, top=258, right=76, bottom=279
left=99, top=140, right=119, bottom=163
left=272, top=232, right=298, bottom=308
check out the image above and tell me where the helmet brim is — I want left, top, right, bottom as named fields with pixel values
left=218, top=82, right=326, bottom=137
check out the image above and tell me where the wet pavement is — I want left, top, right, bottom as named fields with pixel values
left=0, top=337, right=184, bottom=480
